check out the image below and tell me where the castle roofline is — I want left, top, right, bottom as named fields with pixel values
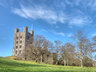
left=14, top=26, right=34, bottom=34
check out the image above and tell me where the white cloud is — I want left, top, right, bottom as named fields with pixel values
left=12, top=6, right=59, bottom=24
left=41, top=29, right=47, bottom=32
left=69, top=17, right=85, bottom=26
left=72, top=0, right=96, bottom=10
left=57, top=32, right=65, bottom=37
left=89, top=0, right=96, bottom=10
left=18, top=27, right=23, bottom=30
left=64, top=0, right=96, bottom=12
left=92, top=33, right=96, bottom=37
left=52, top=30, right=65, bottom=37
left=68, top=33, right=75, bottom=38
left=58, top=12, right=68, bottom=23
left=12, top=4, right=92, bottom=26
left=69, top=16, right=92, bottom=26
left=13, top=8, right=28, bottom=18
left=65, top=0, right=73, bottom=6
left=12, top=5, right=68, bottom=25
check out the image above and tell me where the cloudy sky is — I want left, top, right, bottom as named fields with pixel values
left=0, top=0, right=96, bottom=56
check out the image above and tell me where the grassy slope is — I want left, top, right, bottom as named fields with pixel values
left=0, top=57, right=96, bottom=72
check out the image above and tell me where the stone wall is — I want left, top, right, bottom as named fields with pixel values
left=12, top=26, right=34, bottom=60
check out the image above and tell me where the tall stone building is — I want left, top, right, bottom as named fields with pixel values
left=12, top=26, right=34, bottom=60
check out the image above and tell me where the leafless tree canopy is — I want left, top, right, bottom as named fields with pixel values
left=23, top=31, right=96, bottom=67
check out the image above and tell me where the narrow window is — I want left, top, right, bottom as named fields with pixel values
left=16, top=41, right=18, bottom=44
left=20, top=36, right=22, bottom=38
left=16, top=46, right=18, bottom=49
left=19, top=50, right=21, bottom=54
left=16, top=37, right=18, bottom=39
left=16, top=50, right=17, bottom=54
left=20, top=45, right=22, bottom=48
left=20, top=41, right=22, bottom=43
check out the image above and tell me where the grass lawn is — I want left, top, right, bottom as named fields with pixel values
left=0, top=57, right=96, bottom=72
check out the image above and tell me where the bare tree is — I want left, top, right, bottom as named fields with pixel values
left=92, top=36, right=96, bottom=59
left=60, top=45, right=68, bottom=66
left=54, top=40, right=62, bottom=65
left=60, top=43, right=75, bottom=66
left=76, top=31, right=93, bottom=67
left=29, top=35, right=54, bottom=64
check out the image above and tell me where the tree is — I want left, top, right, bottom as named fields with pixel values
left=60, top=43, right=75, bottom=66
left=60, top=45, right=68, bottom=66
left=76, top=31, right=92, bottom=67
left=54, top=40, right=62, bottom=65
left=27, top=35, right=54, bottom=64
left=92, top=36, right=96, bottom=59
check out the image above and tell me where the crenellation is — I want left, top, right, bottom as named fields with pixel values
left=30, top=30, right=34, bottom=35
left=23, top=26, right=28, bottom=33
left=14, top=28, right=19, bottom=33
left=12, top=26, right=34, bottom=60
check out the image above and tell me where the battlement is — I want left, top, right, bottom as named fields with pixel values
left=14, top=28, right=19, bottom=33
left=23, top=26, right=28, bottom=32
left=14, top=26, right=28, bottom=32
left=14, top=26, right=34, bottom=35
left=12, top=26, right=34, bottom=60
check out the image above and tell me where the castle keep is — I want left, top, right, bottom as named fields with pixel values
left=12, top=26, right=54, bottom=64
left=12, top=27, right=34, bottom=60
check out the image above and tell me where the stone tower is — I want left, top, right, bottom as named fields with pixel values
left=12, top=26, right=34, bottom=60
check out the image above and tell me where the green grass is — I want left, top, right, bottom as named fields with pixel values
left=0, top=57, right=96, bottom=72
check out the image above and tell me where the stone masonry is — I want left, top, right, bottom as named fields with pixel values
left=12, top=26, right=34, bottom=60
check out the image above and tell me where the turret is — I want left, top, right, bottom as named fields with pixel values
left=14, top=28, right=19, bottom=33
left=23, top=26, right=28, bottom=33
left=30, top=30, right=34, bottom=35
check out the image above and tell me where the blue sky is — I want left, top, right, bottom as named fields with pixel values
left=0, top=0, right=96, bottom=57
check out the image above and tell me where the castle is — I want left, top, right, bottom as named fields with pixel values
left=12, top=26, right=57, bottom=64
left=12, top=27, right=34, bottom=60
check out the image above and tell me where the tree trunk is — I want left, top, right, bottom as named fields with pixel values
left=81, top=58, right=83, bottom=67
left=63, top=60, right=65, bottom=66
left=41, top=54, right=43, bottom=63
left=64, top=59, right=66, bottom=66
left=80, top=48, right=83, bottom=67
left=67, top=59, right=68, bottom=66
